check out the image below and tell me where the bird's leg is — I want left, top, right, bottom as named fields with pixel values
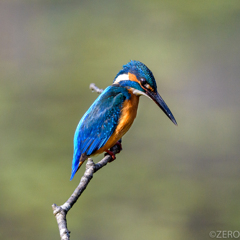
left=104, top=139, right=122, bottom=162
left=104, top=150, right=116, bottom=162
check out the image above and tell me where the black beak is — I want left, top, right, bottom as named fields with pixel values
left=147, top=91, right=177, bottom=125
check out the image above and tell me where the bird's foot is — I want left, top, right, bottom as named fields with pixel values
left=105, top=140, right=123, bottom=162
left=104, top=150, right=116, bottom=162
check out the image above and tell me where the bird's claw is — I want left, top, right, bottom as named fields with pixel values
left=104, top=150, right=116, bottom=162
left=105, top=141, right=122, bottom=162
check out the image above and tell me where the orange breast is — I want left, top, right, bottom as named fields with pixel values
left=94, top=91, right=139, bottom=155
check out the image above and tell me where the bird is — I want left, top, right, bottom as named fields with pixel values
left=70, top=60, right=177, bottom=180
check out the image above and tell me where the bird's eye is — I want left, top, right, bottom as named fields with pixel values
left=140, top=77, right=147, bottom=84
left=140, top=77, right=151, bottom=90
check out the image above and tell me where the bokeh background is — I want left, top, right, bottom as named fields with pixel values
left=1, top=1, right=240, bottom=240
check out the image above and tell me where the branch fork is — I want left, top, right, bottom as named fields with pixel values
left=52, top=84, right=121, bottom=240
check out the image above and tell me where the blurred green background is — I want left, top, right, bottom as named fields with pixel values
left=1, top=1, right=240, bottom=239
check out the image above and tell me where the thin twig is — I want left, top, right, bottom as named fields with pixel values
left=52, top=84, right=121, bottom=240
left=89, top=83, right=104, bottom=94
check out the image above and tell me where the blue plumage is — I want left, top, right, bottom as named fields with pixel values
left=115, top=60, right=157, bottom=91
left=70, top=60, right=177, bottom=180
left=70, top=85, right=131, bottom=180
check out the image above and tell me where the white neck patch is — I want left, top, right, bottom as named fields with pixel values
left=114, top=73, right=129, bottom=84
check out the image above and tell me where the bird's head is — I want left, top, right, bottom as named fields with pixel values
left=113, top=60, right=177, bottom=125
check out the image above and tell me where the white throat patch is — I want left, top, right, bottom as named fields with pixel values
left=131, top=88, right=152, bottom=99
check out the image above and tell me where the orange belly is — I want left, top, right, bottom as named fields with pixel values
left=94, top=92, right=139, bottom=155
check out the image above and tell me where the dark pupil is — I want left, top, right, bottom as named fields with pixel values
left=140, top=77, right=147, bottom=85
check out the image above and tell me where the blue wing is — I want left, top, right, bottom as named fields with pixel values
left=70, top=85, right=130, bottom=180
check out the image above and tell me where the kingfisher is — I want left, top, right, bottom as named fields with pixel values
left=70, top=60, right=177, bottom=180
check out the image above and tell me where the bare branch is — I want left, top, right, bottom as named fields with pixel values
left=52, top=92, right=122, bottom=240
left=89, top=83, right=104, bottom=94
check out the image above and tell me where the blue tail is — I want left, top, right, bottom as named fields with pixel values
left=70, top=150, right=81, bottom=180
left=70, top=166, right=78, bottom=181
